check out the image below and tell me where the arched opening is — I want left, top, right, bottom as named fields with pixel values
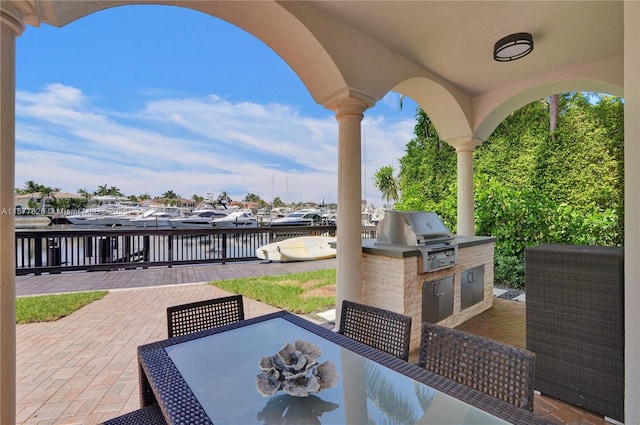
left=16, top=4, right=417, bottom=208
left=387, top=91, right=623, bottom=286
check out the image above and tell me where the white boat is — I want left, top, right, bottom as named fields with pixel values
left=66, top=207, right=113, bottom=226
left=67, top=207, right=148, bottom=228
left=256, top=236, right=337, bottom=262
left=211, top=210, right=258, bottom=228
left=109, top=208, right=150, bottom=227
left=129, top=207, right=181, bottom=228
left=169, top=209, right=228, bottom=229
left=270, top=210, right=324, bottom=226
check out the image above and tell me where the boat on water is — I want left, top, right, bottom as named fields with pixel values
left=211, top=210, right=258, bottom=228
left=270, top=210, right=324, bottom=227
left=129, top=207, right=182, bottom=228
left=169, top=209, right=228, bottom=229
left=256, top=236, right=337, bottom=262
left=65, top=207, right=113, bottom=226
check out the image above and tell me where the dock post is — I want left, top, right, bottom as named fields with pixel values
left=98, top=237, right=112, bottom=264
left=143, top=235, right=150, bottom=267
left=221, top=234, right=227, bottom=264
left=84, top=237, right=93, bottom=257
left=33, top=238, right=42, bottom=275
left=46, top=238, right=61, bottom=273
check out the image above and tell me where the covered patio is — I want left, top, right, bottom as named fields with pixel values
left=1, top=1, right=638, bottom=423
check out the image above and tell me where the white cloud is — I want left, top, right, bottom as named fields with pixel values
left=15, top=84, right=413, bottom=205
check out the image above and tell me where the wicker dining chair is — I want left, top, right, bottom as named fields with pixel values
left=101, top=404, right=165, bottom=425
left=338, top=300, right=412, bottom=361
left=167, top=294, right=245, bottom=338
left=418, top=322, right=536, bottom=411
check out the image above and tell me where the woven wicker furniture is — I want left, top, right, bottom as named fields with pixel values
left=526, top=244, right=624, bottom=422
left=101, top=403, right=165, bottom=425
left=417, top=322, right=536, bottom=411
left=167, top=294, right=244, bottom=338
left=338, top=300, right=412, bottom=361
left=138, top=311, right=553, bottom=424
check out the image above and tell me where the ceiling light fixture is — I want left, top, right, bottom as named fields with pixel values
left=493, top=32, right=534, bottom=62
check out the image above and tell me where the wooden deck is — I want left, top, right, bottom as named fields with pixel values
left=15, top=258, right=336, bottom=296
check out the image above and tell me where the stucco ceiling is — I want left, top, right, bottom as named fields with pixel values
left=308, top=1, right=623, bottom=96
left=24, top=0, right=623, bottom=101
left=18, top=0, right=624, bottom=139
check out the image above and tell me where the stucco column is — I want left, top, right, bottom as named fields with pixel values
left=325, top=90, right=374, bottom=326
left=447, top=137, right=482, bottom=236
left=624, top=1, right=640, bottom=422
left=0, top=4, right=24, bottom=424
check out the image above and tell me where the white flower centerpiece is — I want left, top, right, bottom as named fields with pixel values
left=256, top=340, right=338, bottom=397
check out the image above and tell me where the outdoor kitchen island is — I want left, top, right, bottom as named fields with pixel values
left=361, top=211, right=496, bottom=352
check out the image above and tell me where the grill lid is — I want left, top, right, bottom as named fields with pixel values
left=376, top=211, right=453, bottom=246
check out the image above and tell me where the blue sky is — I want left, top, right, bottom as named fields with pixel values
left=15, top=4, right=418, bottom=205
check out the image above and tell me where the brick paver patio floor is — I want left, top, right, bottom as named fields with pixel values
left=16, top=283, right=280, bottom=424
left=455, top=299, right=609, bottom=425
left=15, top=270, right=612, bottom=424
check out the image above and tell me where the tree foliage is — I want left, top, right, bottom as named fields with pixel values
left=94, top=184, right=123, bottom=197
left=387, top=92, right=624, bottom=288
left=395, top=111, right=457, bottom=210
left=272, top=196, right=284, bottom=208
left=244, top=193, right=261, bottom=202
left=162, top=190, right=179, bottom=199
left=373, top=166, right=400, bottom=207
left=16, top=181, right=60, bottom=195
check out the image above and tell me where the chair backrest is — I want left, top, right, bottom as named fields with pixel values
left=418, top=322, right=535, bottom=411
left=167, top=295, right=245, bottom=338
left=338, top=300, right=412, bottom=361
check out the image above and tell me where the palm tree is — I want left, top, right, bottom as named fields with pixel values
left=161, top=190, right=179, bottom=206
left=17, top=180, right=43, bottom=194
left=244, top=193, right=261, bottom=202
left=77, top=188, right=91, bottom=201
left=162, top=190, right=178, bottom=199
left=108, top=186, right=124, bottom=197
left=549, top=94, right=559, bottom=141
left=24, top=180, right=41, bottom=193
left=94, top=184, right=109, bottom=196
left=272, top=196, right=284, bottom=208
left=94, top=184, right=123, bottom=197
left=373, top=166, right=400, bottom=208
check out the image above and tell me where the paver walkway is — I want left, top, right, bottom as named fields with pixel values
left=17, top=283, right=283, bottom=424
left=16, top=259, right=337, bottom=296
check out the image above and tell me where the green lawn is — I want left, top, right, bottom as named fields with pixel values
left=15, top=268, right=336, bottom=324
left=211, top=268, right=336, bottom=314
left=16, top=291, right=109, bottom=324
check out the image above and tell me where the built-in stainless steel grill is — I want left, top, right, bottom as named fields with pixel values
left=375, top=211, right=458, bottom=272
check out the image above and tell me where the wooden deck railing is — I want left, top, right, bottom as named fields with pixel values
left=15, top=225, right=375, bottom=275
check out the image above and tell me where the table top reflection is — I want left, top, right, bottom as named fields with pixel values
left=137, top=311, right=551, bottom=425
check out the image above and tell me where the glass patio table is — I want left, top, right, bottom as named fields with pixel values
left=137, top=311, right=551, bottom=425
